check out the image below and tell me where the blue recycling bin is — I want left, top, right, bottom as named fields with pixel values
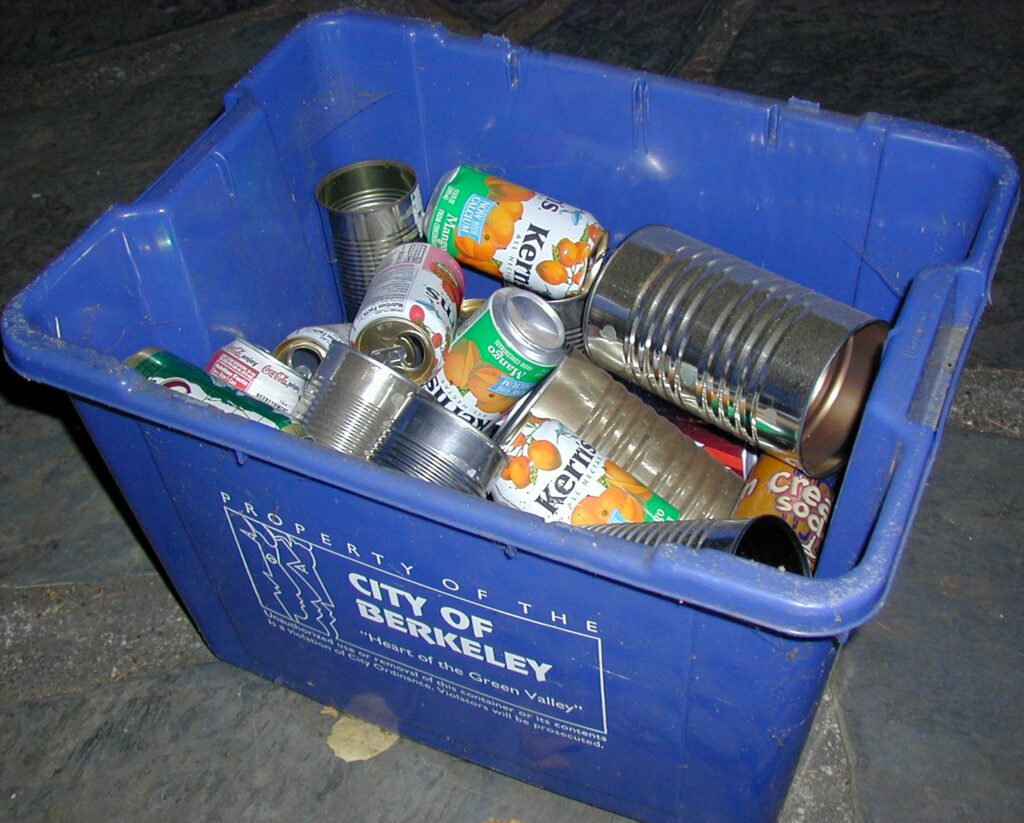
left=2, top=12, right=1018, bottom=822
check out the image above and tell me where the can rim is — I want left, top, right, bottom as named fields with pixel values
left=316, top=159, right=419, bottom=213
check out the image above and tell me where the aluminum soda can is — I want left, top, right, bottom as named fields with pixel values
left=351, top=243, right=465, bottom=383
left=422, top=287, right=567, bottom=431
left=490, top=409, right=680, bottom=526
left=731, top=454, right=837, bottom=572
left=273, top=323, right=352, bottom=378
left=423, top=165, right=609, bottom=299
left=206, top=337, right=306, bottom=415
left=127, top=348, right=302, bottom=433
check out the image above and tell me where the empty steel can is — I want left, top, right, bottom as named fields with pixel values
left=423, top=165, right=609, bottom=299
left=519, top=352, right=742, bottom=520
left=422, top=287, right=567, bottom=431
left=292, top=341, right=418, bottom=460
left=351, top=243, right=465, bottom=383
left=316, top=159, right=423, bottom=317
left=372, top=392, right=506, bottom=498
left=588, top=515, right=809, bottom=575
left=490, top=409, right=680, bottom=526
left=273, top=323, right=351, bottom=378
left=583, top=225, right=889, bottom=477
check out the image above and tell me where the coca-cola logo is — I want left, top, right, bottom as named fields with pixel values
left=261, top=364, right=298, bottom=389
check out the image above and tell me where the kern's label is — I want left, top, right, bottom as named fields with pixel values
left=352, top=244, right=464, bottom=380
left=423, top=305, right=555, bottom=430
left=733, top=454, right=835, bottom=571
left=490, top=416, right=680, bottom=525
left=206, top=338, right=306, bottom=415
left=426, top=166, right=605, bottom=299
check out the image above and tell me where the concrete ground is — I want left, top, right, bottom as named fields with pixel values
left=1, top=1, right=1020, bottom=821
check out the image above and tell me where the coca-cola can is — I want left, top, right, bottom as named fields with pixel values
left=206, top=337, right=306, bottom=415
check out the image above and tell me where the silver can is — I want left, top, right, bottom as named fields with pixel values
left=273, top=323, right=351, bottom=378
left=519, top=352, right=742, bottom=520
left=583, top=225, right=889, bottom=477
left=292, top=341, right=419, bottom=460
left=316, top=159, right=424, bottom=317
left=351, top=243, right=465, bottom=383
left=588, top=515, right=809, bottom=575
left=205, top=337, right=306, bottom=415
left=371, top=392, right=506, bottom=498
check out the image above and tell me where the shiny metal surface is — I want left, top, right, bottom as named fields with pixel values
left=372, top=392, right=507, bottom=497
left=583, top=225, right=888, bottom=476
left=588, top=515, right=809, bottom=575
left=316, top=159, right=423, bottom=317
left=545, top=293, right=588, bottom=351
left=522, top=352, right=742, bottom=519
left=292, top=341, right=418, bottom=459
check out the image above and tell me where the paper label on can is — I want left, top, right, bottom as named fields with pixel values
left=490, top=417, right=680, bottom=525
left=422, top=305, right=555, bottom=430
left=352, top=244, right=465, bottom=374
left=425, top=166, right=604, bottom=299
left=733, top=457, right=835, bottom=570
left=284, top=324, right=351, bottom=348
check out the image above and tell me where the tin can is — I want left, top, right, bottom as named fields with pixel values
left=206, top=338, right=306, bottom=415
left=372, top=392, right=507, bottom=498
left=731, top=454, right=837, bottom=572
left=423, top=165, right=609, bottom=299
left=490, top=410, right=680, bottom=526
left=458, top=297, right=486, bottom=328
left=316, top=159, right=424, bottom=317
left=422, top=287, right=567, bottom=431
left=588, top=516, right=809, bottom=575
left=583, top=224, right=889, bottom=477
left=351, top=243, right=465, bottom=383
left=127, top=348, right=302, bottom=433
left=519, top=352, right=742, bottom=520
left=292, top=341, right=420, bottom=460
left=273, top=323, right=352, bottom=378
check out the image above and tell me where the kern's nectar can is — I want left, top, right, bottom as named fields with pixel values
left=351, top=243, right=465, bottom=384
left=490, top=409, right=680, bottom=526
left=127, top=348, right=302, bottom=433
left=273, top=323, right=352, bottom=378
left=206, top=337, right=306, bottom=415
left=422, top=287, right=567, bottom=431
left=424, top=165, right=609, bottom=299
left=731, top=454, right=837, bottom=572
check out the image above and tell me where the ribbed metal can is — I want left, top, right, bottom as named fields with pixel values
left=518, top=352, right=742, bottom=520
left=292, top=341, right=418, bottom=460
left=372, top=392, right=506, bottom=498
left=587, top=515, right=809, bottom=575
left=316, top=159, right=423, bottom=317
left=583, top=225, right=889, bottom=477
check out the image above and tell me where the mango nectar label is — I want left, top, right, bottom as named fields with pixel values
left=426, top=166, right=604, bottom=299
left=490, top=416, right=680, bottom=525
left=422, top=305, right=555, bottom=430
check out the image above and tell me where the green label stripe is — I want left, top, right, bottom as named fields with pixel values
left=459, top=308, right=553, bottom=390
left=643, top=493, right=680, bottom=522
left=426, top=166, right=492, bottom=257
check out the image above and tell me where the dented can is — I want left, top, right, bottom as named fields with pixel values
left=423, top=165, right=608, bottom=299
left=423, top=287, right=567, bottom=431
left=273, top=323, right=352, bottom=378
left=351, top=243, right=464, bottom=383
left=128, top=348, right=302, bottom=433
left=205, top=337, right=306, bottom=415
left=731, top=454, right=837, bottom=572
left=491, top=409, right=680, bottom=526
